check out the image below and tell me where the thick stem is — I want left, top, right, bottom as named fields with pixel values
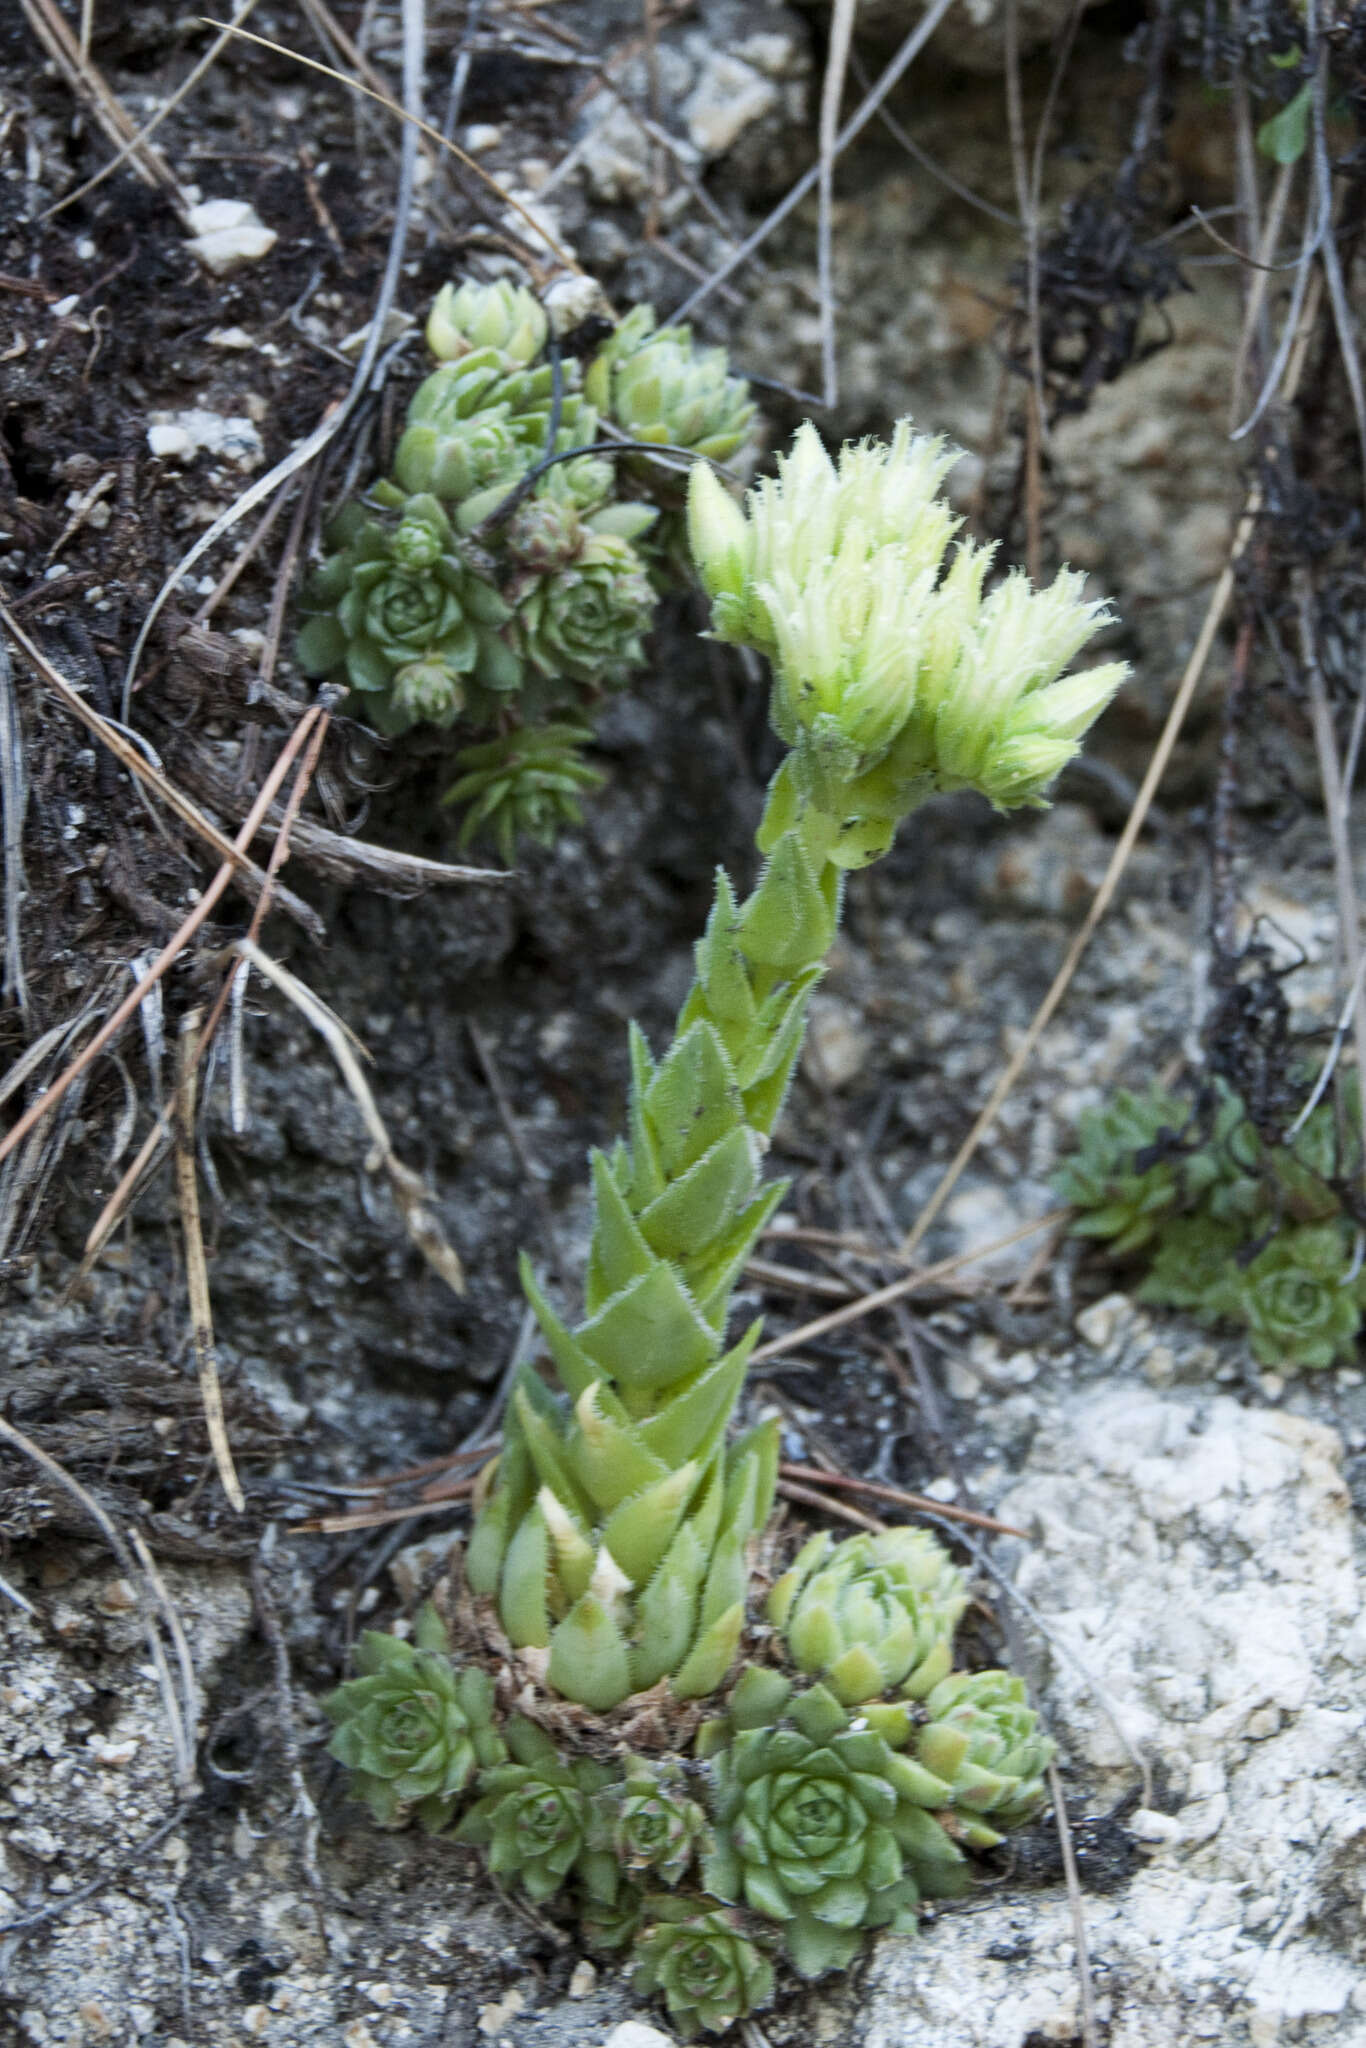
left=464, top=746, right=921, bottom=1706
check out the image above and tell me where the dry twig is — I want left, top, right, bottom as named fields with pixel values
left=173, top=1010, right=246, bottom=1512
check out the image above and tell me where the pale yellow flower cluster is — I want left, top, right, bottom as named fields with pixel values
left=688, top=420, right=1127, bottom=808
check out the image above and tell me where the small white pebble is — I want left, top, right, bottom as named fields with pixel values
left=1127, top=1807, right=1182, bottom=1845
left=1076, top=1294, right=1131, bottom=1350
left=185, top=198, right=277, bottom=275
left=567, top=1959, right=596, bottom=1999
left=147, top=423, right=193, bottom=459
left=86, top=1735, right=138, bottom=1767
left=51, top=293, right=80, bottom=318
left=477, top=1991, right=525, bottom=2037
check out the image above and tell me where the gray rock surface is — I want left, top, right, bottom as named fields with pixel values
left=862, top=1376, right=1366, bottom=2048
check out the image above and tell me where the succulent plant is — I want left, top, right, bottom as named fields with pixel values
left=456, top=1715, right=617, bottom=1904
left=586, top=304, right=758, bottom=468
left=633, top=1899, right=775, bottom=2038
left=511, top=530, right=657, bottom=690
left=579, top=1877, right=648, bottom=1952
left=768, top=1526, right=968, bottom=1705
left=1229, top=1220, right=1362, bottom=1369
left=394, top=349, right=595, bottom=508
left=323, top=1607, right=504, bottom=1831
left=466, top=416, right=1123, bottom=1710
left=1136, top=1213, right=1245, bottom=1318
left=295, top=490, right=520, bottom=733
left=911, top=1670, right=1054, bottom=1844
left=445, top=722, right=606, bottom=864
left=1059, top=1066, right=1366, bottom=1373
left=696, top=1666, right=972, bottom=1979
left=587, top=1756, right=711, bottom=1887
left=1052, top=1084, right=1200, bottom=1254
left=427, top=278, right=548, bottom=368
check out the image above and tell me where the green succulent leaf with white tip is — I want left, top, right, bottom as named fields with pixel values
left=323, top=1606, right=505, bottom=1832
left=768, top=1526, right=969, bottom=1705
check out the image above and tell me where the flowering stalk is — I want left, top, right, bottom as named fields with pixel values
left=467, top=419, right=1125, bottom=1708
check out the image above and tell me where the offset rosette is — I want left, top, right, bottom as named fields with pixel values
left=426, top=278, right=547, bottom=368
left=445, top=722, right=605, bottom=864
left=394, top=349, right=595, bottom=508
left=295, top=490, right=519, bottom=733
left=696, top=1667, right=971, bottom=1980
left=456, top=1716, right=616, bottom=1904
left=911, top=1670, right=1054, bottom=1844
left=768, top=1527, right=969, bottom=1704
left=632, top=1901, right=775, bottom=2039
left=1052, top=1083, right=1199, bottom=1255
left=1231, top=1221, right=1362, bottom=1369
left=587, top=1756, right=711, bottom=1887
left=512, top=531, right=657, bottom=689
left=587, top=304, right=758, bottom=467
left=323, top=1608, right=504, bottom=1831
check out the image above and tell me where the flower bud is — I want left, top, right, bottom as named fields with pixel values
left=686, top=462, right=752, bottom=604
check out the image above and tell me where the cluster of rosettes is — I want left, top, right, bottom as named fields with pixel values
left=324, top=1530, right=1053, bottom=2038
left=296, top=279, right=760, bottom=855
left=1055, top=1072, right=1366, bottom=1370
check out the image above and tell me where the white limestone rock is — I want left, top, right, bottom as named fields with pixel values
left=861, top=1382, right=1366, bottom=2047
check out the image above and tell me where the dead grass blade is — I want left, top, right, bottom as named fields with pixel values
left=0, top=629, right=28, bottom=1015
left=0, top=596, right=323, bottom=940
left=72, top=703, right=335, bottom=1286
left=201, top=17, right=583, bottom=275
left=777, top=1464, right=1028, bottom=1538
left=669, top=0, right=957, bottom=323
left=234, top=937, right=467, bottom=1297
left=777, top=1477, right=885, bottom=1532
left=0, top=704, right=326, bottom=1170
left=21, top=0, right=182, bottom=199
left=750, top=1207, right=1069, bottom=1362
left=1048, top=1758, right=1100, bottom=2048
left=0, top=1417, right=197, bottom=1789
left=44, top=0, right=265, bottom=220
left=173, top=740, right=510, bottom=891
left=173, top=1009, right=245, bottom=1512
left=815, top=0, right=858, bottom=406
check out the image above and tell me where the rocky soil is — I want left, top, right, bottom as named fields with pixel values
left=2, top=1, right=1365, bottom=2045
